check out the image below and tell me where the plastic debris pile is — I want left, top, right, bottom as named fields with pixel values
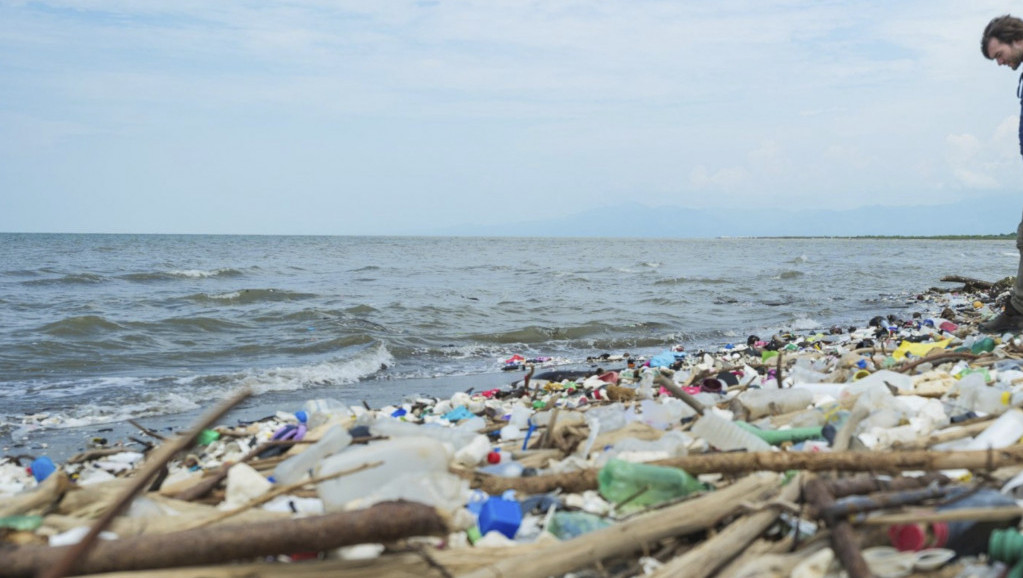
left=7, top=286, right=1023, bottom=577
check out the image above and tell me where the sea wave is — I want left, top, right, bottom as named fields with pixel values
left=235, top=343, right=394, bottom=394
left=22, top=273, right=106, bottom=286
left=188, top=288, right=317, bottom=304
left=39, top=315, right=123, bottom=336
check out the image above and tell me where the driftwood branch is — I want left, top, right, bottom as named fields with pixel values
left=473, top=445, right=1023, bottom=495
left=804, top=477, right=871, bottom=578
left=647, top=474, right=803, bottom=578
left=0, top=500, right=448, bottom=578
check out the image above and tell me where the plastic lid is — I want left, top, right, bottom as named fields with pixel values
left=888, top=522, right=948, bottom=551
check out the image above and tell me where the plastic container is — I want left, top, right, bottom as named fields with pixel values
left=691, top=413, right=773, bottom=452
left=317, top=437, right=457, bottom=511
left=273, top=424, right=353, bottom=485
left=738, top=388, right=814, bottom=419
left=950, top=373, right=1016, bottom=416
left=597, top=458, right=706, bottom=510
left=547, top=511, right=612, bottom=539
left=890, top=488, right=1020, bottom=557
left=30, top=457, right=55, bottom=483
left=965, top=408, right=1023, bottom=450
left=302, top=398, right=354, bottom=429
left=477, top=497, right=522, bottom=539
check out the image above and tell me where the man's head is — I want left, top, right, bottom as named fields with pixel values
left=983, top=15, right=1023, bottom=69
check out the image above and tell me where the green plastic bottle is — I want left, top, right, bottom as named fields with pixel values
left=597, top=458, right=706, bottom=511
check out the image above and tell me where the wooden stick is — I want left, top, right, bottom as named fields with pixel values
left=0, top=501, right=448, bottom=578
left=128, top=419, right=167, bottom=441
left=461, top=473, right=783, bottom=578
left=38, top=388, right=252, bottom=578
left=805, top=476, right=872, bottom=578
left=473, top=444, right=1023, bottom=495
left=861, top=506, right=1023, bottom=526
left=647, top=474, right=803, bottom=578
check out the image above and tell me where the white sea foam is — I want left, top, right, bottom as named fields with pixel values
left=14, top=392, right=200, bottom=431
left=169, top=268, right=233, bottom=278
left=789, top=317, right=821, bottom=331
left=236, top=343, right=394, bottom=395
left=208, top=291, right=242, bottom=300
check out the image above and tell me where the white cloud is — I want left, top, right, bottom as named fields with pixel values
left=1, top=1, right=1022, bottom=234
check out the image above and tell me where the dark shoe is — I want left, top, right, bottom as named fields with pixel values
left=979, top=302, right=1023, bottom=333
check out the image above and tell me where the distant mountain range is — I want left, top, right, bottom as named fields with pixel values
left=430, top=194, right=1023, bottom=238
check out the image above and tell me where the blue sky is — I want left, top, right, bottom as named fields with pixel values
left=2, top=1, right=1023, bottom=235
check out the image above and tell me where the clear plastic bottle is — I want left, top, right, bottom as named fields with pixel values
left=302, top=398, right=354, bottom=429
left=273, top=424, right=353, bottom=485
left=691, top=413, right=773, bottom=452
left=317, top=436, right=457, bottom=511
left=597, top=458, right=706, bottom=510
left=738, top=388, right=814, bottom=419
left=547, top=511, right=612, bottom=539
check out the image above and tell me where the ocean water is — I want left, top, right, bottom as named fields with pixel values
left=0, top=233, right=1016, bottom=455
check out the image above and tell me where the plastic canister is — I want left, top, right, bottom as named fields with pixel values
left=316, top=436, right=454, bottom=511
left=273, top=424, right=353, bottom=486
left=597, top=458, right=706, bottom=511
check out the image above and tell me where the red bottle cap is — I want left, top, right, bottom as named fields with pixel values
left=487, top=451, right=501, bottom=464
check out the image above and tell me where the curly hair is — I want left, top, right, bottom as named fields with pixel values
left=982, top=15, right=1023, bottom=58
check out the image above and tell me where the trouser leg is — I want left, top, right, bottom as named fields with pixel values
left=1011, top=208, right=1023, bottom=313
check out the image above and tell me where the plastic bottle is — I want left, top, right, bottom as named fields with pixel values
left=273, top=424, right=353, bottom=485
left=965, top=408, right=1023, bottom=450
left=889, top=488, right=1019, bottom=557
left=950, top=373, right=1016, bottom=416
left=547, top=511, right=612, bottom=539
left=691, top=413, right=773, bottom=452
left=317, top=437, right=456, bottom=511
left=597, top=458, right=706, bottom=510
left=302, top=398, right=354, bottom=429
left=738, top=388, right=814, bottom=419
left=732, top=421, right=824, bottom=445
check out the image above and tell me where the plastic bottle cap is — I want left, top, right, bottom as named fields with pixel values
left=294, top=410, right=308, bottom=423
left=487, top=451, right=501, bottom=464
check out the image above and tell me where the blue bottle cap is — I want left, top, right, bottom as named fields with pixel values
left=294, top=410, right=308, bottom=424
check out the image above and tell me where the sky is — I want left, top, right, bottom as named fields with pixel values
left=3, top=1, right=1023, bottom=236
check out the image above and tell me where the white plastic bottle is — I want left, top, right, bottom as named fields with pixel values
left=691, top=413, right=772, bottom=452
left=738, top=388, right=814, bottom=419
left=317, top=436, right=457, bottom=511
left=273, top=424, right=352, bottom=485
left=965, top=408, right=1023, bottom=450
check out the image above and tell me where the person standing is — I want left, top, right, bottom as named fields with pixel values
left=980, top=15, right=1023, bottom=332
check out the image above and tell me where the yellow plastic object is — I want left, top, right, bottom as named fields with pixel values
left=892, top=339, right=952, bottom=361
